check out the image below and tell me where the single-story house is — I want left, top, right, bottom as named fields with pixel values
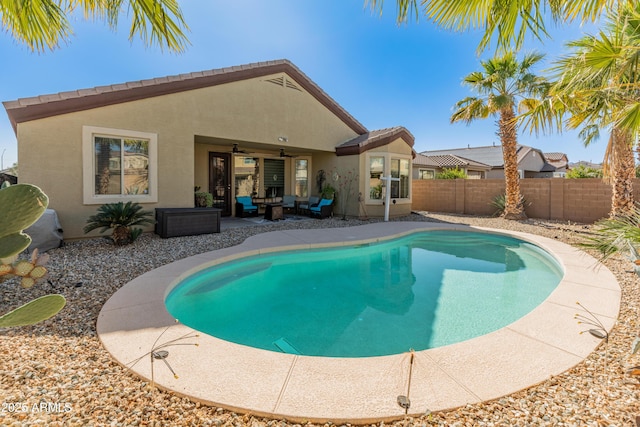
left=420, top=144, right=567, bottom=179
left=413, top=153, right=491, bottom=179
left=4, top=59, right=414, bottom=239
left=543, top=152, right=569, bottom=177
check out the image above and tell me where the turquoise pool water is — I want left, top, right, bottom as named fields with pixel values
left=165, top=230, right=563, bottom=357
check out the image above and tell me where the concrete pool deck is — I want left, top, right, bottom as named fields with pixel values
left=97, top=222, right=620, bottom=423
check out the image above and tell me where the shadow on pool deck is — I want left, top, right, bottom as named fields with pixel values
left=220, top=214, right=313, bottom=230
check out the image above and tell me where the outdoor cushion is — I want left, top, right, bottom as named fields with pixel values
left=298, top=196, right=320, bottom=211
left=236, top=196, right=257, bottom=210
left=309, top=198, right=332, bottom=212
left=282, top=195, right=296, bottom=209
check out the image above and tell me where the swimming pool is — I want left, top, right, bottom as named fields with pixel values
left=165, top=230, right=563, bottom=357
left=99, top=222, right=620, bottom=421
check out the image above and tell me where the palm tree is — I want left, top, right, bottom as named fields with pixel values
left=0, top=0, right=189, bottom=53
left=368, top=0, right=635, bottom=52
left=451, top=52, right=547, bottom=220
left=84, top=201, right=154, bottom=245
left=521, top=3, right=640, bottom=216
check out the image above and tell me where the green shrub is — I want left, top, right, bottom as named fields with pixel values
left=84, top=201, right=154, bottom=245
left=566, top=165, right=603, bottom=179
left=321, top=184, right=336, bottom=200
left=194, top=191, right=213, bottom=207
left=436, top=167, right=467, bottom=179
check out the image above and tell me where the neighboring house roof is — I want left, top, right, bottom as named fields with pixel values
left=421, top=144, right=545, bottom=169
left=414, top=153, right=491, bottom=170
left=413, top=153, right=439, bottom=167
left=544, top=152, right=568, bottom=162
left=3, top=59, right=368, bottom=135
left=336, top=126, right=414, bottom=156
left=540, top=163, right=557, bottom=172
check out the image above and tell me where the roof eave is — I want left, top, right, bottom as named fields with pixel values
left=336, top=128, right=414, bottom=156
left=4, top=60, right=368, bottom=136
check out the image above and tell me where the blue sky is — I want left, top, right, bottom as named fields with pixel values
left=0, top=0, right=605, bottom=170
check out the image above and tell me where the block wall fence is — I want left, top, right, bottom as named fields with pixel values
left=411, top=178, right=640, bottom=224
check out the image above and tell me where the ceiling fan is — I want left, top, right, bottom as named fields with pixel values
left=279, top=148, right=296, bottom=158
left=231, top=143, right=250, bottom=154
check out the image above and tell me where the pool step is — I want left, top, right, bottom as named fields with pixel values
left=273, top=337, right=301, bottom=355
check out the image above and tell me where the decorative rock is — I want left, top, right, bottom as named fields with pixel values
left=1, top=213, right=639, bottom=425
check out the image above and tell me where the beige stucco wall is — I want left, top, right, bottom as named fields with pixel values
left=16, top=72, right=359, bottom=238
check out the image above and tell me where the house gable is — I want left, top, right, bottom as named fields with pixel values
left=336, top=127, right=414, bottom=156
left=4, top=59, right=367, bottom=136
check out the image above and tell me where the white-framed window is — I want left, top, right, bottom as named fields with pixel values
left=365, top=153, right=412, bottom=203
left=82, top=126, right=158, bottom=204
left=294, top=158, right=310, bottom=197
left=369, top=156, right=384, bottom=200
left=419, top=169, right=435, bottom=179
left=391, top=158, right=410, bottom=198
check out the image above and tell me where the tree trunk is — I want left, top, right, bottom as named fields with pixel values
left=610, top=128, right=635, bottom=217
left=498, top=107, right=527, bottom=220
left=111, top=225, right=131, bottom=246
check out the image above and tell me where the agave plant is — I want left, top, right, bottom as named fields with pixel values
left=84, top=201, right=154, bottom=245
left=490, top=193, right=530, bottom=217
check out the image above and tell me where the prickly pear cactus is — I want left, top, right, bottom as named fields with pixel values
left=0, top=294, right=66, bottom=327
left=0, top=184, right=49, bottom=261
left=0, top=184, right=65, bottom=327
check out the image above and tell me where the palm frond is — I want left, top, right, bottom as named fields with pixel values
left=580, top=204, right=640, bottom=261
left=126, top=0, right=190, bottom=53
left=451, top=97, right=490, bottom=124
left=1, top=0, right=189, bottom=53
left=365, top=0, right=419, bottom=23
left=0, top=0, right=71, bottom=52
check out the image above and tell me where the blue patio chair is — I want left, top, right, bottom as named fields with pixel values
left=235, top=196, right=258, bottom=217
left=297, top=196, right=320, bottom=215
left=282, top=195, right=296, bottom=213
left=309, top=198, right=333, bottom=219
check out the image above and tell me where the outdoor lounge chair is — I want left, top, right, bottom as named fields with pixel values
left=235, top=196, right=258, bottom=217
left=297, top=196, right=320, bottom=215
left=282, top=195, right=296, bottom=213
left=309, top=198, right=333, bottom=218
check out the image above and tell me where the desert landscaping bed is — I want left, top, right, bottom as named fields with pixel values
left=1, top=212, right=639, bottom=426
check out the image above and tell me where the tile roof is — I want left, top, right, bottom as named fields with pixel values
left=544, top=152, right=568, bottom=161
left=3, top=59, right=368, bottom=135
left=420, top=144, right=540, bottom=168
left=412, top=153, right=439, bottom=167
left=413, top=153, right=491, bottom=169
left=335, top=126, right=414, bottom=156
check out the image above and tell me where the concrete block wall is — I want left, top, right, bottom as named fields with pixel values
left=412, top=178, right=639, bottom=224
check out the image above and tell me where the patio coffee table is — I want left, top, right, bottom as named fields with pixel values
left=264, top=203, right=284, bottom=221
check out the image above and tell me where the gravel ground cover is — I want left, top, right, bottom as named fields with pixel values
left=1, top=212, right=639, bottom=426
